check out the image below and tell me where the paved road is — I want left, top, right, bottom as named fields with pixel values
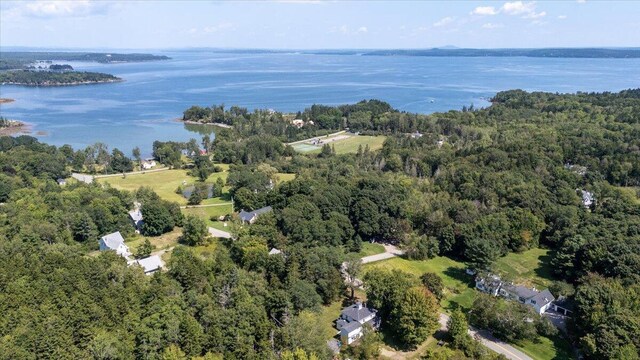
left=180, top=203, right=233, bottom=209
left=208, top=227, right=232, bottom=239
left=360, top=244, right=404, bottom=264
left=286, top=130, right=347, bottom=145
left=355, top=245, right=533, bottom=360
left=439, top=313, right=533, bottom=360
left=93, top=167, right=170, bottom=178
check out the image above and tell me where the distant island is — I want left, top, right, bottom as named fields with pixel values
left=0, top=70, right=121, bottom=86
left=327, top=47, right=640, bottom=58
left=0, top=98, right=15, bottom=104
left=0, top=51, right=169, bottom=86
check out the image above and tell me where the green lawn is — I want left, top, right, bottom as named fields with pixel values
left=98, top=169, right=229, bottom=205
left=293, top=135, right=387, bottom=155
left=357, top=242, right=386, bottom=257
left=276, top=172, right=296, bottom=183
left=492, top=248, right=554, bottom=289
left=513, top=334, right=575, bottom=360
left=317, top=301, right=343, bottom=340
left=181, top=205, right=233, bottom=230
left=364, top=256, right=476, bottom=311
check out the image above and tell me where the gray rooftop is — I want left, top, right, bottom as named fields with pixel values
left=100, top=231, right=125, bottom=250
left=129, top=209, right=143, bottom=222
left=340, top=321, right=362, bottom=334
left=504, top=284, right=540, bottom=299
left=239, top=206, right=273, bottom=222
left=136, top=255, right=163, bottom=273
left=341, top=302, right=376, bottom=322
left=531, top=289, right=555, bottom=305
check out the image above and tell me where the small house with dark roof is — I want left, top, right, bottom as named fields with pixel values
left=335, top=301, right=379, bottom=345
left=239, top=206, right=273, bottom=224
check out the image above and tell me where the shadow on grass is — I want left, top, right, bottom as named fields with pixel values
left=535, top=249, right=556, bottom=282
left=442, top=266, right=475, bottom=288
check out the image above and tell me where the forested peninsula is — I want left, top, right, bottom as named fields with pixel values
left=0, top=70, right=121, bottom=86
left=0, top=51, right=168, bottom=86
left=0, top=89, right=639, bottom=359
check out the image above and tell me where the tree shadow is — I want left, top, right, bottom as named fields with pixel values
left=535, top=249, right=556, bottom=282
left=443, top=266, right=475, bottom=289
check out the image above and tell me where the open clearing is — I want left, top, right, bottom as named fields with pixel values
left=492, top=248, right=554, bottom=289
left=98, top=168, right=229, bottom=205
left=617, top=186, right=640, bottom=204
left=291, top=134, right=386, bottom=154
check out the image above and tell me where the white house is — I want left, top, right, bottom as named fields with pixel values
left=475, top=274, right=555, bottom=315
left=133, top=255, right=164, bottom=275
left=239, top=206, right=273, bottom=224
left=335, top=302, right=379, bottom=345
left=580, top=189, right=595, bottom=208
left=99, top=231, right=131, bottom=258
left=141, top=159, right=156, bottom=170
left=268, top=248, right=282, bottom=256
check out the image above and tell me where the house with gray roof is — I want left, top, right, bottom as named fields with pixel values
left=476, top=273, right=555, bottom=315
left=99, top=231, right=131, bottom=258
left=132, top=255, right=164, bottom=275
left=335, top=301, right=379, bottom=345
left=129, top=209, right=144, bottom=232
left=239, top=206, right=273, bottom=224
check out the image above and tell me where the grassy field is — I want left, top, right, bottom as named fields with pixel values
left=492, top=248, right=554, bottom=289
left=317, top=300, right=343, bottom=340
left=513, top=335, right=574, bottom=360
left=98, top=169, right=230, bottom=205
left=364, top=256, right=476, bottom=311
left=358, top=242, right=386, bottom=257
left=181, top=205, right=234, bottom=230
left=292, top=135, right=386, bottom=155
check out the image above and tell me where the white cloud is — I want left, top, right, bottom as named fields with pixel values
left=433, top=16, right=455, bottom=27
left=356, top=26, right=368, bottom=33
left=19, top=0, right=113, bottom=18
left=576, top=0, right=586, bottom=3
left=471, top=6, right=498, bottom=16
left=557, top=15, right=567, bottom=19
left=501, top=1, right=546, bottom=19
left=482, top=22, right=504, bottom=29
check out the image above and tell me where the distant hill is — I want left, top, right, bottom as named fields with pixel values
left=0, top=51, right=170, bottom=70
left=360, top=48, right=640, bottom=58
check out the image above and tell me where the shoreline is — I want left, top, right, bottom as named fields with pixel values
left=0, top=79, right=124, bottom=87
left=0, top=120, right=33, bottom=136
left=178, top=119, right=233, bottom=128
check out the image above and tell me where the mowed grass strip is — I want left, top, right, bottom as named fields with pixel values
left=99, top=169, right=229, bottom=205
left=492, top=248, right=554, bottom=289
left=294, top=135, right=387, bottom=155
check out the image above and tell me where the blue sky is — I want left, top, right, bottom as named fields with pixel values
left=1, top=0, right=638, bottom=49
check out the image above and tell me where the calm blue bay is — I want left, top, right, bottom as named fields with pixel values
left=1, top=50, right=639, bottom=155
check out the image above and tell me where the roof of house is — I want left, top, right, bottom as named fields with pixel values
left=269, top=248, right=282, bottom=255
left=129, top=209, right=143, bottom=222
left=136, top=255, right=163, bottom=273
left=341, top=302, right=376, bottom=322
left=340, top=321, right=362, bottom=334
left=100, top=231, right=125, bottom=249
left=503, top=284, right=540, bottom=299
left=239, top=206, right=273, bottom=222
left=531, top=289, right=555, bottom=305
left=57, top=178, right=66, bottom=184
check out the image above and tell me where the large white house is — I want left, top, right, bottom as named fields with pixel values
left=239, top=206, right=273, bottom=224
left=335, top=302, right=379, bottom=345
left=475, top=274, right=555, bottom=315
left=99, top=231, right=131, bottom=258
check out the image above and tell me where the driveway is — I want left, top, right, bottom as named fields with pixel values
left=360, top=244, right=404, bottom=264
left=208, top=227, right=232, bottom=239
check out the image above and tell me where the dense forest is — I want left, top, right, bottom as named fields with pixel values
left=0, top=51, right=170, bottom=70
left=0, top=70, right=122, bottom=86
left=0, top=89, right=639, bottom=359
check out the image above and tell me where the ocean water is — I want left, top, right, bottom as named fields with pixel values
left=1, top=50, right=639, bottom=155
